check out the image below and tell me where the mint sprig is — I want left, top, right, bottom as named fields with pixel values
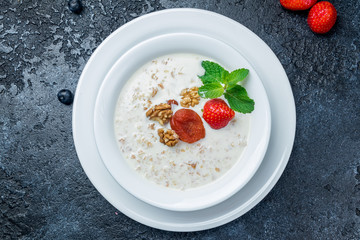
left=198, top=61, right=254, bottom=113
left=198, top=82, right=224, bottom=98
left=198, top=61, right=229, bottom=84
left=224, top=85, right=254, bottom=113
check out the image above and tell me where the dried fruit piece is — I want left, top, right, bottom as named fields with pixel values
left=146, top=103, right=172, bottom=125
left=180, top=87, right=200, bottom=107
left=158, top=128, right=179, bottom=147
left=167, top=99, right=179, bottom=106
left=170, top=109, right=205, bottom=143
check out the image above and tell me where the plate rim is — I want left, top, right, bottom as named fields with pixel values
left=93, top=32, right=272, bottom=211
left=73, top=8, right=296, bottom=231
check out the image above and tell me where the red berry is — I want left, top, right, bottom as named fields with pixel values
left=280, top=0, right=317, bottom=11
left=307, top=1, right=337, bottom=34
left=202, top=99, right=235, bottom=130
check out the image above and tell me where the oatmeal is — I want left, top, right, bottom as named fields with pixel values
left=114, top=53, right=251, bottom=190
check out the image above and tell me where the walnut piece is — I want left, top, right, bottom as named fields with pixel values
left=146, top=103, right=172, bottom=125
left=158, top=128, right=179, bottom=147
left=180, top=87, right=200, bottom=107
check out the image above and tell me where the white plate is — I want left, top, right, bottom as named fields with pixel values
left=73, top=9, right=296, bottom=231
left=93, top=32, right=271, bottom=211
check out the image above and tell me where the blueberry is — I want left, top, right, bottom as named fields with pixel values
left=68, top=0, right=83, bottom=14
left=57, top=89, right=74, bottom=105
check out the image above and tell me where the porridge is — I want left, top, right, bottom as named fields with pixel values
left=114, top=53, right=251, bottom=190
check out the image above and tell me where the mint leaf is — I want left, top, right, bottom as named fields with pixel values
left=197, top=61, right=255, bottom=114
left=198, top=83, right=224, bottom=99
left=198, top=61, right=229, bottom=84
left=224, top=85, right=254, bottom=113
left=225, top=68, right=249, bottom=88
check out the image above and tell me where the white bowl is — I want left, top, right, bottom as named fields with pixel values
left=93, top=32, right=271, bottom=211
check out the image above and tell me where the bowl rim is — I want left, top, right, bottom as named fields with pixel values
left=93, top=32, right=271, bottom=211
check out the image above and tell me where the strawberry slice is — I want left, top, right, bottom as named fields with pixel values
left=170, top=109, right=205, bottom=143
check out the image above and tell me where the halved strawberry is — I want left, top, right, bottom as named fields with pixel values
left=203, top=99, right=235, bottom=130
left=280, top=0, right=317, bottom=11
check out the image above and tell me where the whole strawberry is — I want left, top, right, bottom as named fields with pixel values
left=307, top=1, right=337, bottom=34
left=280, top=0, right=317, bottom=11
left=203, top=99, right=235, bottom=129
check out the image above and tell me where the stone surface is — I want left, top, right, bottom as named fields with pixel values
left=1, top=0, right=359, bottom=239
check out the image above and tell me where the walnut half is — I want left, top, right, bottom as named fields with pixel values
left=146, top=103, right=172, bottom=125
left=180, top=87, right=200, bottom=107
left=158, top=128, right=179, bottom=147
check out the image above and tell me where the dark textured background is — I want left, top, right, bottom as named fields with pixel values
left=1, top=0, right=359, bottom=239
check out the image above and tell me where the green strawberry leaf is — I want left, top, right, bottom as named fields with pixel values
left=224, top=85, right=254, bottom=113
left=225, top=68, right=249, bottom=88
left=198, top=83, right=224, bottom=99
left=198, top=61, right=229, bottom=84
